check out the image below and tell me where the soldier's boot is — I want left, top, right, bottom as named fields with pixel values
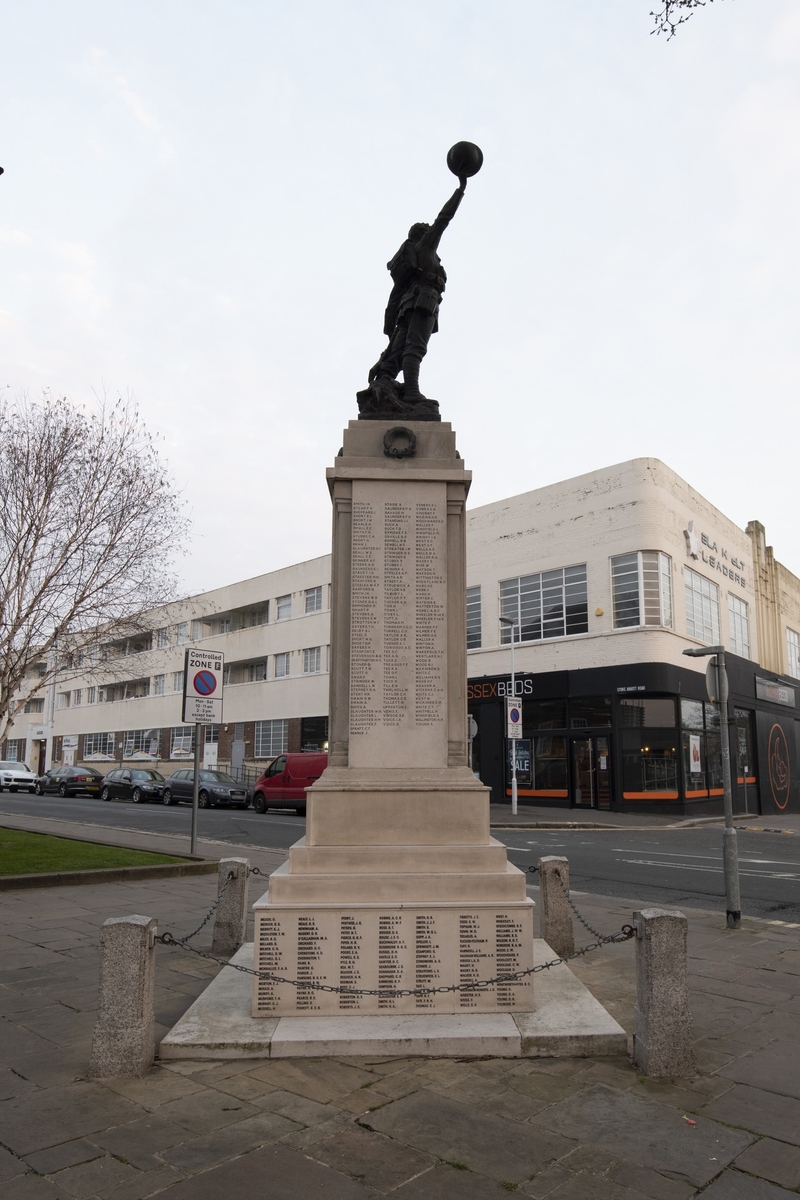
left=401, top=355, right=424, bottom=403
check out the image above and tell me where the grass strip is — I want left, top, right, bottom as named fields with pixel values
left=0, top=827, right=185, bottom=876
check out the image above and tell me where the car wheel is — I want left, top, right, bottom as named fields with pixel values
left=295, top=805, right=307, bottom=816
left=132, top=788, right=143, bottom=804
left=34, top=781, right=43, bottom=795
left=101, top=787, right=111, bottom=801
left=10, top=786, right=18, bottom=793
left=58, top=783, right=67, bottom=797
left=198, top=791, right=210, bottom=809
left=253, top=792, right=266, bottom=814
left=163, top=789, right=173, bottom=806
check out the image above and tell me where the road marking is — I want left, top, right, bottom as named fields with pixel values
left=621, top=858, right=800, bottom=880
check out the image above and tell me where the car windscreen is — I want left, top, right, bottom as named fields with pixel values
left=199, top=771, right=239, bottom=786
left=132, top=771, right=164, bottom=782
left=0, top=761, right=32, bottom=772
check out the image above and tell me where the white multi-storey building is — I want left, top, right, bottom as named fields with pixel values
left=4, top=458, right=799, bottom=816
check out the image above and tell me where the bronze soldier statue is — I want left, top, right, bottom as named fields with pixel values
left=358, top=142, right=483, bottom=421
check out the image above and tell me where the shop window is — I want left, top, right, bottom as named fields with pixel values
left=611, top=552, right=673, bottom=629
left=685, top=567, right=720, bottom=644
left=734, top=709, right=756, bottom=785
left=787, top=628, right=800, bottom=679
left=84, top=732, right=115, bottom=758
left=500, top=565, right=588, bottom=643
left=124, top=730, right=160, bottom=758
left=255, top=719, right=288, bottom=757
left=680, top=699, right=704, bottom=730
left=533, top=735, right=568, bottom=796
left=728, top=594, right=750, bottom=659
left=301, top=716, right=328, bottom=750
left=527, top=699, right=567, bottom=730
left=619, top=697, right=676, bottom=727
left=569, top=697, right=612, bottom=728
left=466, top=586, right=481, bottom=649
left=680, top=700, right=722, bottom=798
left=621, top=730, right=679, bottom=797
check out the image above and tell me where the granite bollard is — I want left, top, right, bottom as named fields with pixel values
left=633, top=908, right=696, bottom=1079
left=538, top=856, right=575, bottom=959
left=212, top=857, right=249, bottom=957
left=88, top=914, right=156, bottom=1078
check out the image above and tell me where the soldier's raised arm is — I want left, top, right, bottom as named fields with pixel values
left=421, top=179, right=467, bottom=252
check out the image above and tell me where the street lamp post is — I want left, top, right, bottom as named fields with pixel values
left=499, top=616, right=519, bottom=816
left=683, top=645, right=741, bottom=928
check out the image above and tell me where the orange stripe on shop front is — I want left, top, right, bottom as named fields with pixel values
left=505, top=788, right=569, bottom=798
left=622, top=791, right=679, bottom=800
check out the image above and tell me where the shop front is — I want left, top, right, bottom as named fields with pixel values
left=467, top=659, right=800, bottom=817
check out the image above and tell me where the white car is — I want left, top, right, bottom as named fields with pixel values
left=0, top=761, right=37, bottom=793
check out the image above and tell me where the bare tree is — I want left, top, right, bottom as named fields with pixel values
left=651, top=0, right=727, bottom=39
left=0, top=392, right=190, bottom=741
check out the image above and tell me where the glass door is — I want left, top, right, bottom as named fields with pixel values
left=571, top=736, right=612, bottom=808
left=572, top=738, right=595, bottom=807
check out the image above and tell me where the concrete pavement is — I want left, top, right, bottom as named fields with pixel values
left=1, top=865, right=800, bottom=1197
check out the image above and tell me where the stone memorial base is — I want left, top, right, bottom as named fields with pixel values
left=160, top=941, right=627, bottom=1060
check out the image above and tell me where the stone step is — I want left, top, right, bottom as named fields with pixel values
left=264, top=860, right=530, bottom=904
left=288, top=837, right=510, bottom=875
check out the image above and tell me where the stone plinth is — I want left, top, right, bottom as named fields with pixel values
left=253, top=422, right=533, bottom=1018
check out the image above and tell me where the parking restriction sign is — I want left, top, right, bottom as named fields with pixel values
left=506, top=697, right=523, bottom=739
left=182, top=648, right=224, bottom=724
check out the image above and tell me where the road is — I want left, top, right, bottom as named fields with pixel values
left=2, top=793, right=799, bottom=922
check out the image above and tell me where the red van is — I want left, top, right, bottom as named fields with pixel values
left=251, top=752, right=327, bottom=816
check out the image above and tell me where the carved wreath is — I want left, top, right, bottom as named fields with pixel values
left=383, top=427, right=417, bottom=459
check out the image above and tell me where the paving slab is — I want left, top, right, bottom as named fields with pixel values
left=90, top=1114, right=192, bottom=1170
left=735, top=1138, right=800, bottom=1191
left=698, top=1169, right=797, bottom=1197
left=699, top=1083, right=800, bottom=1145
left=533, top=1082, right=753, bottom=1187
left=718, top=1040, right=800, bottom=1099
left=393, top=1163, right=516, bottom=1197
left=365, top=1089, right=572, bottom=1184
left=156, top=1141, right=370, bottom=1198
left=0, top=1081, right=141, bottom=1156
left=308, top=1126, right=435, bottom=1190
left=48, top=1154, right=138, bottom=1198
left=158, top=1110, right=298, bottom=1173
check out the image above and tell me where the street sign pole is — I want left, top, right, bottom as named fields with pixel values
left=182, top=647, right=224, bottom=859
left=191, top=724, right=201, bottom=856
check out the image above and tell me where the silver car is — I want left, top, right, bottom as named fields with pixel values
left=0, top=761, right=37, bottom=793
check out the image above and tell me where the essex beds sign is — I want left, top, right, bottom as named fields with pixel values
left=182, top=648, right=224, bottom=724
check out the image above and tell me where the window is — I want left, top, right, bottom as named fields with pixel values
left=500, top=565, right=588, bottom=642
left=466, top=586, right=481, bottom=649
left=788, top=629, right=800, bottom=679
left=5, top=739, right=21, bottom=761
left=301, top=716, right=328, bottom=750
left=205, top=725, right=219, bottom=745
left=218, top=616, right=231, bottom=634
left=176, top=623, right=188, bottom=645
left=569, top=697, right=612, bottom=728
left=154, top=674, right=165, bottom=696
left=87, top=687, right=96, bottom=705
left=685, top=567, right=720, bottom=644
left=73, top=689, right=82, bottom=707
left=171, top=727, right=195, bottom=757
left=305, top=586, right=323, bottom=614
left=191, top=619, right=203, bottom=640
left=247, top=661, right=267, bottom=682
left=57, top=691, right=71, bottom=709
left=303, top=646, right=322, bottom=674
left=619, top=698, right=676, bottom=727
left=157, top=627, right=170, bottom=648
left=276, top=594, right=291, bottom=621
left=255, top=719, right=288, bottom=757
left=611, top=552, right=673, bottom=629
left=728, top=594, right=750, bottom=659
left=275, top=652, right=290, bottom=678
left=84, top=732, right=115, bottom=758
left=172, top=671, right=184, bottom=693
left=23, top=698, right=44, bottom=714
left=124, top=730, right=160, bottom=758
left=680, top=699, right=723, bottom=797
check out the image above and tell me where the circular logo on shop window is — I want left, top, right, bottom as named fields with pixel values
left=768, top=723, right=790, bottom=810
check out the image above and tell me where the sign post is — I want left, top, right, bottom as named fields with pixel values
left=506, top=696, right=523, bottom=817
left=182, top=648, right=224, bottom=856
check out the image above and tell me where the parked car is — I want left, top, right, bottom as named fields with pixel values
left=34, top=765, right=105, bottom=797
left=0, top=761, right=37, bottom=793
left=101, top=768, right=165, bottom=804
left=161, top=769, right=249, bottom=809
left=251, top=751, right=327, bottom=816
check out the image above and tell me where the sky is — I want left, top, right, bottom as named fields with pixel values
left=2, top=1, right=799, bottom=595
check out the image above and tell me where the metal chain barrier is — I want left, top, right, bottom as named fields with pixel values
left=156, top=871, right=235, bottom=946
left=154, top=862, right=634, bottom=997
left=529, top=863, right=631, bottom=947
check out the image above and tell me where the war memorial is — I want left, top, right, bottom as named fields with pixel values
left=161, top=145, right=625, bottom=1058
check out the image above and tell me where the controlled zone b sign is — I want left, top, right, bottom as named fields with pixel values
left=182, top=648, right=224, bottom=724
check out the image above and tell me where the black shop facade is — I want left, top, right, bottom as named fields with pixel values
left=467, top=658, right=800, bottom=817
